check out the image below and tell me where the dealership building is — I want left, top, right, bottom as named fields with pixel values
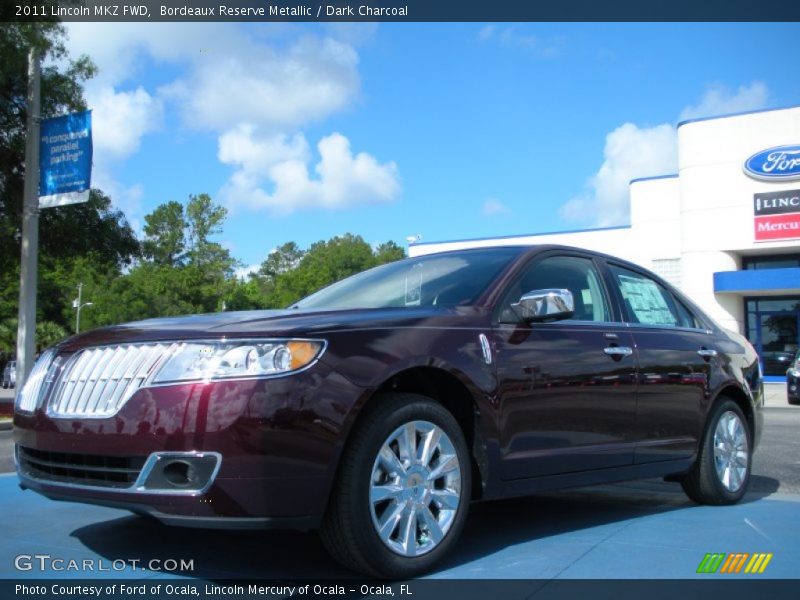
left=409, top=105, right=800, bottom=380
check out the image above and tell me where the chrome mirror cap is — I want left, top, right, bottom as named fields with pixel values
left=511, top=288, right=574, bottom=322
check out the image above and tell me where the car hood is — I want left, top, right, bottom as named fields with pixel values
left=56, top=307, right=482, bottom=353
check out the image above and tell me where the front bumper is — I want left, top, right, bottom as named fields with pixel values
left=13, top=362, right=368, bottom=528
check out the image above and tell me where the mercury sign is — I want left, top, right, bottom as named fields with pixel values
left=744, top=144, right=800, bottom=181
left=754, top=189, right=800, bottom=242
left=39, top=110, right=92, bottom=209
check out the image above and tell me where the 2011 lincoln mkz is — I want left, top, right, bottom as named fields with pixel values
left=14, top=245, right=763, bottom=577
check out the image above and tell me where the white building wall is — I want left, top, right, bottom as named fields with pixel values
left=677, top=106, right=800, bottom=331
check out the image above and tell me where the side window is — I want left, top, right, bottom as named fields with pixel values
left=498, top=255, right=611, bottom=323
left=609, top=264, right=694, bottom=328
left=671, top=295, right=700, bottom=329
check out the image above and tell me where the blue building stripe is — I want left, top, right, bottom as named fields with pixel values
left=714, top=268, right=800, bottom=294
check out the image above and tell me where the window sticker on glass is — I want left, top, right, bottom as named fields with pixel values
left=617, top=274, right=677, bottom=326
left=405, top=264, right=423, bottom=306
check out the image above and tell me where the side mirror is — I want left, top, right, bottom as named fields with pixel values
left=511, top=288, right=574, bottom=322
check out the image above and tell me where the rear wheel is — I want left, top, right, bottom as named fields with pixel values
left=681, top=398, right=751, bottom=505
left=320, top=393, right=471, bottom=578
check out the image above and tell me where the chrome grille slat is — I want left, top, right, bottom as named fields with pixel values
left=88, top=346, right=129, bottom=414
left=48, top=343, right=173, bottom=418
left=68, top=348, right=105, bottom=414
left=73, top=348, right=109, bottom=414
left=63, top=351, right=97, bottom=414
left=110, top=345, right=159, bottom=412
left=98, top=346, right=138, bottom=414
left=51, top=352, right=83, bottom=415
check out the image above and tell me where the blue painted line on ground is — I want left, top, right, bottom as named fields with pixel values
left=1, top=477, right=798, bottom=580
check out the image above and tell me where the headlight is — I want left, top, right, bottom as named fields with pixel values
left=152, top=339, right=325, bottom=384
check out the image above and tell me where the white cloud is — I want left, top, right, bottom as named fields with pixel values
left=477, top=25, right=564, bottom=57
left=64, top=24, right=361, bottom=135
left=162, top=35, right=360, bottom=132
left=218, top=130, right=400, bottom=215
left=560, top=82, right=771, bottom=227
left=679, top=81, right=769, bottom=122
left=88, top=86, right=162, bottom=160
left=59, top=23, right=390, bottom=227
left=218, top=124, right=309, bottom=172
left=477, top=25, right=496, bottom=42
left=560, top=123, right=678, bottom=226
left=234, top=264, right=261, bottom=280
left=482, top=198, right=511, bottom=216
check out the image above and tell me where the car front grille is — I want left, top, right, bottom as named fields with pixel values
left=47, top=343, right=179, bottom=418
left=17, top=446, right=146, bottom=489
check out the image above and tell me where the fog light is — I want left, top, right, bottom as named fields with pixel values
left=137, top=452, right=221, bottom=494
left=162, top=460, right=196, bottom=487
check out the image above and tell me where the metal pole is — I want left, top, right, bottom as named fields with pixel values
left=15, top=47, right=41, bottom=399
left=75, top=283, right=83, bottom=334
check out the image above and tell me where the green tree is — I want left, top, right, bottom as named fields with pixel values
left=264, top=234, right=405, bottom=308
left=374, top=241, right=406, bottom=265
left=0, top=22, right=97, bottom=277
left=259, top=241, right=304, bottom=281
left=186, top=193, right=226, bottom=254
left=142, top=200, right=186, bottom=266
left=35, top=320, right=67, bottom=352
left=0, top=23, right=139, bottom=338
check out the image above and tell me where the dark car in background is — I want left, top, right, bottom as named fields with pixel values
left=14, top=245, right=763, bottom=577
left=787, top=350, right=800, bottom=405
left=2, top=360, right=15, bottom=389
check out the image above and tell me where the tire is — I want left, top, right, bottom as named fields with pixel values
left=681, top=398, right=752, bottom=505
left=320, top=393, right=472, bottom=578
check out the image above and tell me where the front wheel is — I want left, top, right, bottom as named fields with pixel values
left=681, top=398, right=751, bottom=505
left=321, top=393, right=471, bottom=578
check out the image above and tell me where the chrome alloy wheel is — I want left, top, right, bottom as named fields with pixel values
left=369, top=420, right=462, bottom=557
left=713, top=410, right=749, bottom=492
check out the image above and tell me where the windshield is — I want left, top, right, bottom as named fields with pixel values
left=293, top=247, right=521, bottom=310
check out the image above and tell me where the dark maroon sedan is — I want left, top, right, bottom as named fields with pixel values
left=14, top=245, right=762, bottom=577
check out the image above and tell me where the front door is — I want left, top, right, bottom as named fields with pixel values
left=493, top=254, right=638, bottom=480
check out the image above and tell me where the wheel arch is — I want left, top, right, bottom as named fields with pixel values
left=337, top=366, right=490, bottom=502
left=711, top=384, right=755, bottom=442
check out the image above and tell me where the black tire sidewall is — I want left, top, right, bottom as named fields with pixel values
left=701, top=399, right=752, bottom=503
left=346, top=397, right=472, bottom=578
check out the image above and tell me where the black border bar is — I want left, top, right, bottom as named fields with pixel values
left=5, top=0, right=800, bottom=23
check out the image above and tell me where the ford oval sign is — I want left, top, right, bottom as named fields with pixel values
left=744, top=145, right=800, bottom=181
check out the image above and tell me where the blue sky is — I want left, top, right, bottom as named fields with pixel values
left=62, top=22, right=800, bottom=274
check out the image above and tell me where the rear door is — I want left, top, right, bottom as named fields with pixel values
left=603, top=262, right=714, bottom=464
left=493, top=252, right=638, bottom=480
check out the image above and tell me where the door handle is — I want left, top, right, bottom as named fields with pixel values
left=697, top=348, right=718, bottom=359
left=604, top=346, right=633, bottom=357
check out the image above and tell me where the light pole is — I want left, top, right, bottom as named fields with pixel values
left=15, top=46, right=41, bottom=397
left=73, top=283, right=93, bottom=334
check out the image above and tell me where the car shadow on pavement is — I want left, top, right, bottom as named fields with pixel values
left=69, top=477, right=782, bottom=579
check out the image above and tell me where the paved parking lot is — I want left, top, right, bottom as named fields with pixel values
left=0, top=385, right=798, bottom=580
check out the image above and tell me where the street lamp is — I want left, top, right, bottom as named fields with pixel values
left=72, top=283, right=93, bottom=334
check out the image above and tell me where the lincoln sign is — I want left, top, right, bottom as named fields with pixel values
left=754, top=189, right=800, bottom=242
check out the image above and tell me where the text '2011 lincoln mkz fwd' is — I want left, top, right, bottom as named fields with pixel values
left=14, top=245, right=762, bottom=577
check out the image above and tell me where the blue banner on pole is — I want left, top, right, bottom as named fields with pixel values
left=39, top=110, right=93, bottom=208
